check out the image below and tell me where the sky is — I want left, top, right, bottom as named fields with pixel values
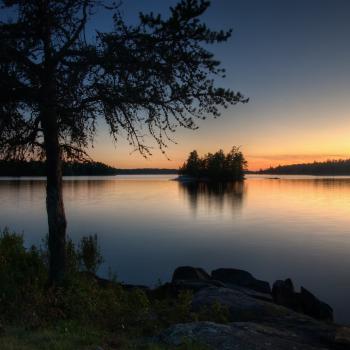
left=87, top=0, right=350, bottom=170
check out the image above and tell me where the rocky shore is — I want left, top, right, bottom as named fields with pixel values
left=125, top=266, right=349, bottom=349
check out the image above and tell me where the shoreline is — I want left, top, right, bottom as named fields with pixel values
left=90, top=265, right=350, bottom=349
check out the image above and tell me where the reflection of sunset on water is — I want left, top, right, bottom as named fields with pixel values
left=1, top=175, right=350, bottom=323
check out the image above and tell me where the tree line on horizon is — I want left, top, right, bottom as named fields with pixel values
left=0, top=159, right=179, bottom=176
left=0, top=160, right=118, bottom=176
left=257, top=159, right=350, bottom=175
left=179, top=147, right=247, bottom=181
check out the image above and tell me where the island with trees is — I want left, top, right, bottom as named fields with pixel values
left=179, top=147, right=247, bottom=181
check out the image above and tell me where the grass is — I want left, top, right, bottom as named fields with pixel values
left=0, top=323, right=105, bottom=350
left=0, top=326, right=210, bottom=350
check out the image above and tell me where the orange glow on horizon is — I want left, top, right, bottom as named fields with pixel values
left=92, top=150, right=350, bottom=171
left=89, top=102, right=350, bottom=171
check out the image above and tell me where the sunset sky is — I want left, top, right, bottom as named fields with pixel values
left=88, top=0, right=350, bottom=170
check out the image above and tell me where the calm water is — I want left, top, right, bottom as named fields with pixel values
left=1, top=174, right=350, bottom=324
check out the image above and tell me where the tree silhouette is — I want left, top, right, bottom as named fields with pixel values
left=258, top=159, right=350, bottom=175
left=180, top=147, right=247, bottom=180
left=0, top=0, right=247, bottom=284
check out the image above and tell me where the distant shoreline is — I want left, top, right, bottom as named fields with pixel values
left=249, top=158, right=350, bottom=176
left=0, top=159, right=179, bottom=176
left=0, top=171, right=179, bottom=177
left=247, top=171, right=350, bottom=176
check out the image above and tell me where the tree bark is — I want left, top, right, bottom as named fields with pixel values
left=41, top=74, right=67, bottom=285
left=44, top=130, right=67, bottom=285
left=42, top=113, right=67, bottom=284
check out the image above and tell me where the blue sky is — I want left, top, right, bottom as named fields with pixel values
left=4, top=0, right=350, bottom=169
left=88, top=0, right=350, bottom=169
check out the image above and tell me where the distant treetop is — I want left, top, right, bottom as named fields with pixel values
left=180, top=147, right=247, bottom=181
left=257, top=159, right=350, bottom=175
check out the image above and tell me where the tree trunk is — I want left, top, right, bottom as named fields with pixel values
left=41, top=76, right=67, bottom=285
left=45, top=135, right=67, bottom=285
left=43, top=120, right=67, bottom=285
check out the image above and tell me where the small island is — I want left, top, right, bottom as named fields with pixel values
left=178, top=147, right=247, bottom=181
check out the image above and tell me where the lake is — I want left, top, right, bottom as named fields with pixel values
left=1, top=174, right=350, bottom=324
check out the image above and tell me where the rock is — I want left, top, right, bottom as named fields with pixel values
left=163, top=267, right=333, bottom=324
left=192, top=287, right=290, bottom=322
left=272, top=278, right=297, bottom=309
left=152, top=279, right=225, bottom=299
left=300, top=287, right=333, bottom=322
left=160, top=321, right=331, bottom=350
left=211, top=268, right=271, bottom=294
left=160, top=322, right=233, bottom=347
left=272, top=279, right=333, bottom=321
left=171, top=279, right=226, bottom=294
left=227, top=284, right=273, bottom=302
left=172, top=266, right=211, bottom=282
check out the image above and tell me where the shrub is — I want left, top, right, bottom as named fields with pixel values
left=195, top=301, right=230, bottom=324
left=0, top=228, right=47, bottom=322
left=78, top=234, right=104, bottom=274
left=153, top=290, right=195, bottom=329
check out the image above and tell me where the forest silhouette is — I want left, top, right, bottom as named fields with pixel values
left=258, top=159, right=350, bottom=175
left=179, top=147, right=247, bottom=181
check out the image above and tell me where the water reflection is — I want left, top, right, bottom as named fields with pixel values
left=179, top=181, right=245, bottom=215
left=1, top=175, right=350, bottom=324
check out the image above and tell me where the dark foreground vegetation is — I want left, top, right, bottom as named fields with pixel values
left=179, top=148, right=247, bottom=181
left=0, top=229, right=223, bottom=349
left=257, top=159, right=350, bottom=175
left=0, top=160, right=178, bottom=177
left=1, top=228, right=349, bottom=350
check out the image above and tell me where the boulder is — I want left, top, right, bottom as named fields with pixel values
left=211, top=268, right=271, bottom=294
left=191, top=287, right=290, bottom=322
left=272, top=278, right=297, bottom=309
left=227, top=284, right=273, bottom=302
left=172, top=266, right=211, bottom=282
left=300, top=287, right=333, bottom=322
left=167, top=267, right=333, bottom=323
left=152, top=279, right=225, bottom=299
left=272, top=279, right=333, bottom=322
left=160, top=321, right=332, bottom=350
